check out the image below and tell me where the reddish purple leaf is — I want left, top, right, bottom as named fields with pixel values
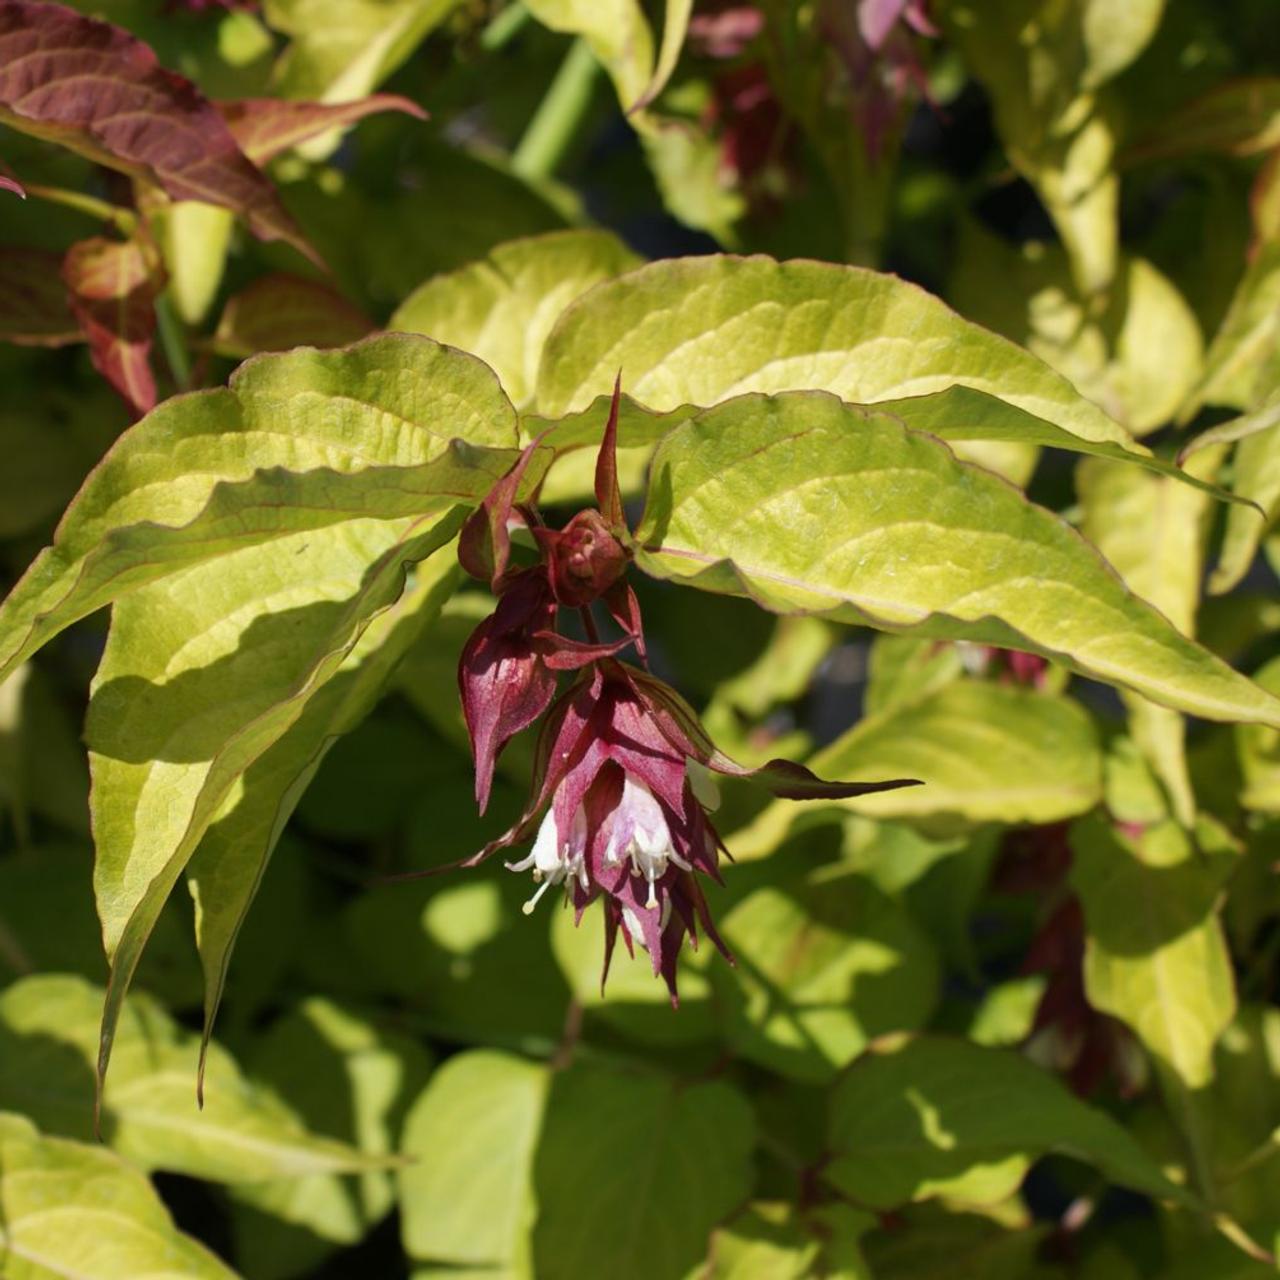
left=212, top=273, right=374, bottom=358
left=62, top=235, right=160, bottom=415
left=0, top=246, right=81, bottom=346
left=0, top=170, right=23, bottom=197
left=216, top=95, right=426, bottom=167
left=0, top=1, right=318, bottom=263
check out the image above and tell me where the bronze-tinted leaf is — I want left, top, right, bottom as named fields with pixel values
left=0, top=246, right=81, bottom=346
left=211, top=272, right=374, bottom=358
left=0, top=1, right=317, bottom=262
left=62, top=236, right=162, bottom=415
left=216, top=94, right=426, bottom=166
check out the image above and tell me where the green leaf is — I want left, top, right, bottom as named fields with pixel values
left=265, top=0, right=462, bottom=103
left=532, top=1062, right=756, bottom=1280
left=0, top=975, right=380, bottom=1183
left=0, top=334, right=520, bottom=685
left=1070, top=813, right=1238, bottom=1088
left=1193, top=242, right=1280, bottom=414
left=186, top=540, right=461, bottom=1067
left=0, top=1111, right=239, bottom=1280
left=632, top=392, right=1280, bottom=728
left=711, top=867, right=940, bottom=1084
left=390, top=230, right=641, bottom=408
left=88, top=510, right=464, bottom=1097
left=703, top=1203, right=824, bottom=1279
left=1126, top=77, right=1280, bottom=163
left=399, top=1050, right=548, bottom=1271
left=864, top=636, right=964, bottom=719
left=950, top=228, right=1203, bottom=437
left=1238, top=657, right=1280, bottom=813
left=343, top=871, right=571, bottom=1045
left=1210, top=421, right=1280, bottom=596
left=738, top=681, right=1103, bottom=852
left=535, top=256, right=1146, bottom=456
left=861, top=1205, right=1053, bottom=1280
left=230, top=998, right=434, bottom=1279
left=524, top=0, right=654, bottom=113
left=826, top=1035, right=1192, bottom=1209
left=941, top=1, right=1163, bottom=293
left=637, top=0, right=692, bottom=111
left=1078, top=451, right=1218, bottom=823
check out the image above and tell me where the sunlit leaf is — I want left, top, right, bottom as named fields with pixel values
left=399, top=1050, right=547, bottom=1272
left=0, top=975, right=382, bottom=1182
left=632, top=393, right=1280, bottom=728
left=0, top=1111, right=239, bottom=1279
left=230, top=998, right=433, bottom=1279
left=826, top=1036, right=1193, bottom=1208
left=265, top=0, right=462, bottom=103
left=711, top=868, right=939, bottom=1083
left=391, top=230, right=641, bottom=409
left=524, top=0, right=654, bottom=113
left=0, top=334, right=520, bottom=686
left=1079, top=451, right=1218, bottom=822
left=737, top=681, right=1102, bottom=854
left=1070, top=813, right=1238, bottom=1088
left=536, top=256, right=1146, bottom=457
left=187, top=542, right=461, bottom=1065
left=1238, top=657, right=1280, bottom=813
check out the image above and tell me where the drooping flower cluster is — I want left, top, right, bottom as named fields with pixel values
left=436, top=382, right=916, bottom=999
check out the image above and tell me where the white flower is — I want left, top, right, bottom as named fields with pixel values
left=604, top=776, right=691, bottom=908
left=622, top=900, right=672, bottom=951
left=506, top=802, right=588, bottom=914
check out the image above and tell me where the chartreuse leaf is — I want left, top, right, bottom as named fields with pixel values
left=391, top=230, right=642, bottom=409
left=1070, top=813, right=1238, bottom=1088
left=0, top=1111, right=238, bottom=1280
left=0, top=334, right=521, bottom=686
left=533, top=384, right=1242, bottom=505
left=230, top=998, right=434, bottom=1280
left=826, top=1036, right=1193, bottom=1210
left=187, top=542, right=461, bottom=1069
left=1079, top=450, right=1218, bottom=824
left=735, top=681, right=1102, bottom=857
left=1126, top=77, right=1280, bottom=163
left=89, top=511, right=462, bottom=1097
left=536, top=256, right=1148, bottom=457
left=524, top=0, right=654, bottom=113
left=703, top=1203, right=827, bottom=1279
left=940, top=1, right=1163, bottom=294
left=0, top=975, right=380, bottom=1183
left=265, top=0, right=461, bottom=103
left=633, top=393, right=1280, bottom=729
left=532, top=1062, right=756, bottom=1280
left=710, top=867, right=940, bottom=1084
left=399, top=1050, right=548, bottom=1272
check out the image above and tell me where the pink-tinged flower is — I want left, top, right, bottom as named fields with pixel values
left=434, top=379, right=918, bottom=999
left=688, top=4, right=765, bottom=60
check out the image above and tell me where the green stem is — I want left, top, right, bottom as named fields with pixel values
left=512, top=37, right=600, bottom=181
left=21, top=183, right=136, bottom=234
left=155, top=293, right=192, bottom=391
left=481, top=0, right=531, bottom=51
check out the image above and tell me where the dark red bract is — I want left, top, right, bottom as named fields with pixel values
left=442, top=379, right=919, bottom=997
